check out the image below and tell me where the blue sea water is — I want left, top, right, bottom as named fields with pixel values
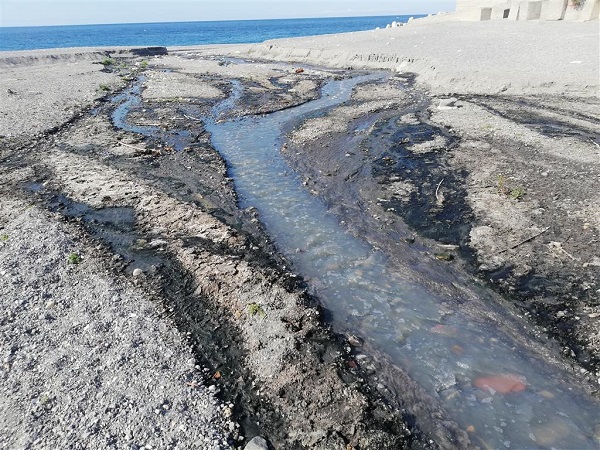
left=0, top=16, right=423, bottom=52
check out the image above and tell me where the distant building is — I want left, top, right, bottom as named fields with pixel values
left=454, top=0, right=599, bottom=21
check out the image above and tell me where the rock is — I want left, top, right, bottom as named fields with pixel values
left=537, top=390, right=555, bottom=399
left=244, top=436, right=269, bottom=450
left=583, top=257, right=600, bottom=268
left=473, top=374, right=526, bottom=394
left=132, top=268, right=144, bottom=277
left=347, top=335, right=363, bottom=347
left=531, top=420, right=570, bottom=446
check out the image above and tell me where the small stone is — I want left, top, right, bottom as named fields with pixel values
left=438, top=97, right=458, bottom=110
left=466, top=425, right=475, bottom=433
left=473, top=374, right=526, bottom=394
left=347, top=335, right=363, bottom=347
left=133, top=268, right=143, bottom=277
left=244, top=436, right=269, bottom=450
left=434, top=253, right=454, bottom=261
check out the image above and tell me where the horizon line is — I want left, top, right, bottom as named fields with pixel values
left=0, top=13, right=430, bottom=29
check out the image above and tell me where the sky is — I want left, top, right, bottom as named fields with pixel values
left=0, top=0, right=456, bottom=27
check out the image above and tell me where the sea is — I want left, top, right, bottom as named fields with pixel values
left=0, top=15, right=424, bottom=52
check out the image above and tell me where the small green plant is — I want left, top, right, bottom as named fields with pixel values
left=247, top=302, right=266, bottom=317
left=434, top=253, right=454, bottom=262
left=67, top=252, right=82, bottom=264
left=510, top=187, right=526, bottom=200
left=100, top=57, right=115, bottom=66
left=0, top=234, right=8, bottom=242
left=571, top=0, right=585, bottom=9
left=497, top=173, right=507, bottom=196
left=140, top=60, right=149, bottom=69
left=99, top=84, right=111, bottom=92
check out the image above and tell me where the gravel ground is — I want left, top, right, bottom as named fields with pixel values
left=0, top=200, right=237, bottom=450
left=0, top=53, right=120, bottom=137
left=189, top=20, right=599, bottom=97
left=0, top=51, right=415, bottom=449
left=1, top=18, right=598, bottom=448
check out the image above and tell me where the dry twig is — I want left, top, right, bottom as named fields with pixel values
left=435, top=178, right=445, bottom=205
left=498, top=227, right=550, bottom=254
left=183, top=113, right=203, bottom=122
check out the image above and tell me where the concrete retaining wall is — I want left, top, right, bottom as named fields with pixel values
left=455, top=0, right=599, bottom=20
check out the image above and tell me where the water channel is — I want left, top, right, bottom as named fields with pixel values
left=113, top=73, right=600, bottom=449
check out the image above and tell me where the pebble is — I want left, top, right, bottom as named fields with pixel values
left=244, top=436, right=270, bottom=450
left=473, top=374, right=527, bottom=394
left=347, top=335, right=363, bottom=347
left=132, top=268, right=143, bottom=277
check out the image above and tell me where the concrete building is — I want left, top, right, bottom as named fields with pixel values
left=454, top=0, right=599, bottom=21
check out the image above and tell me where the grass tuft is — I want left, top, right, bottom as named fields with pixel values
left=100, top=57, right=115, bottom=66
left=67, top=252, right=82, bottom=264
left=247, top=302, right=266, bottom=317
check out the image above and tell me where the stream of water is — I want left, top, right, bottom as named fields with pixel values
left=206, top=76, right=600, bottom=449
left=114, top=74, right=600, bottom=449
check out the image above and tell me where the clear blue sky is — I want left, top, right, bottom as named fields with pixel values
left=1, top=1, right=456, bottom=27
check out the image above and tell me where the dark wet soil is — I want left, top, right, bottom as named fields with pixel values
left=1, top=67, right=427, bottom=449
left=3, top=54, right=598, bottom=449
left=283, top=81, right=600, bottom=385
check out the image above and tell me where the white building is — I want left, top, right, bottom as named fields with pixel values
left=454, top=0, right=599, bottom=21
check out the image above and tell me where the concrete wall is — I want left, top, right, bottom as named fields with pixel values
left=455, top=0, right=599, bottom=20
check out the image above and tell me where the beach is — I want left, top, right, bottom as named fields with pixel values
left=1, top=18, right=599, bottom=449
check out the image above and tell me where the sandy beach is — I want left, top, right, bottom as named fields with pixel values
left=1, top=17, right=599, bottom=449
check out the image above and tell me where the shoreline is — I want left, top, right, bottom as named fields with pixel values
left=1, top=18, right=599, bottom=449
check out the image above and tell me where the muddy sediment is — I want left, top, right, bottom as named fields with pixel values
left=0, top=52, right=421, bottom=449
left=284, top=76, right=600, bottom=378
left=1, top=43, right=599, bottom=450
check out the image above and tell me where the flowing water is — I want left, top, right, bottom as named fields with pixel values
left=112, top=75, right=191, bottom=151
left=114, top=74, right=600, bottom=449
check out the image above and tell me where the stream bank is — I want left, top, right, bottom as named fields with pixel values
left=1, top=46, right=599, bottom=449
left=0, top=52, right=417, bottom=449
left=283, top=80, right=600, bottom=378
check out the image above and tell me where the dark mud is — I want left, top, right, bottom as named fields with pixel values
left=0, top=63, right=427, bottom=449
left=3, top=51, right=598, bottom=449
left=284, top=79, right=600, bottom=383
